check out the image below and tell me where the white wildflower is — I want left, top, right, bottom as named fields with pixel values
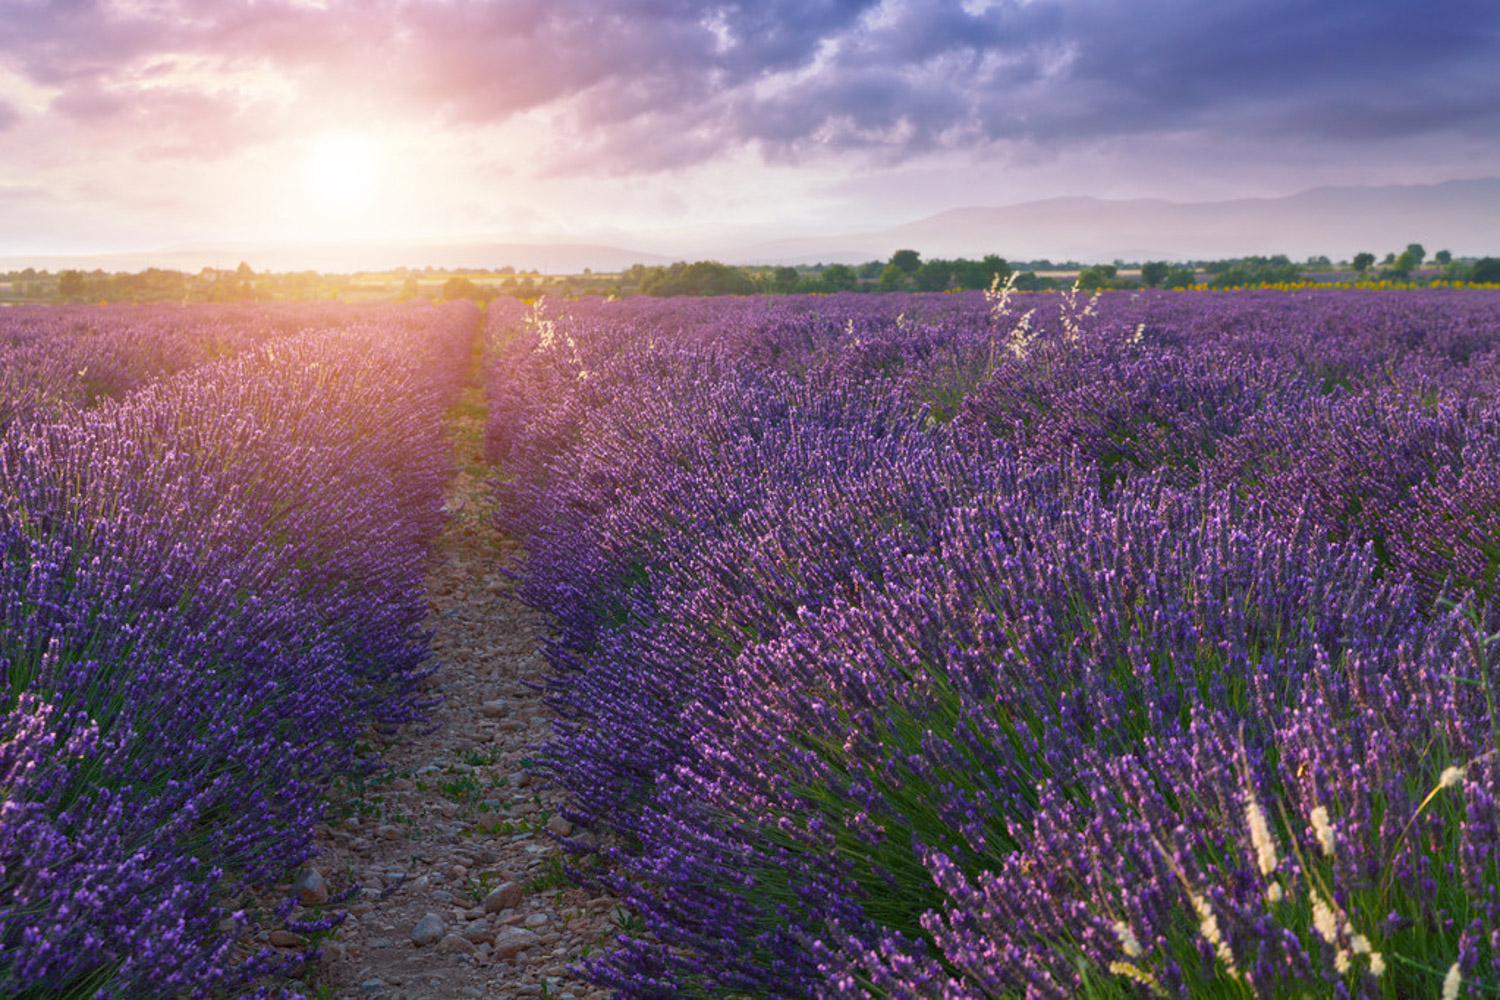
left=1111, top=919, right=1143, bottom=958
left=1310, top=805, right=1336, bottom=856
left=1440, top=765, right=1466, bottom=789
left=1310, top=889, right=1339, bottom=945
left=1369, top=952, right=1386, bottom=976
left=1265, top=883, right=1283, bottom=904
left=1245, top=792, right=1279, bottom=876
left=1189, top=892, right=1239, bottom=978
left=1442, top=961, right=1462, bottom=1000
left=1108, top=962, right=1165, bottom=996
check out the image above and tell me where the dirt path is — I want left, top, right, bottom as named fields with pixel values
left=301, top=380, right=618, bottom=1000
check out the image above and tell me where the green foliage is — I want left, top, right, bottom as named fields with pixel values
left=952, top=255, right=1011, bottom=290
left=1139, top=261, right=1170, bottom=287
left=771, top=266, right=801, bottom=293
left=1205, top=255, right=1301, bottom=288
left=1013, top=270, right=1054, bottom=291
left=912, top=259, right=952, bottom=292
left=57, top=270, right=86, bottom=298
left=1077, top=264, right=1118, bottom=290
left=879, top=262, right=908, bottom=292
left=441, top=276, right=484, bottom=301
left=641, top=261, right=756, bottom=297
left=1468, top=257, right=1500, bottom=284
left=1352, top=252, right=1376, bottom=273
left=889, top=249, right=922, bottom=274
left=819, top=263, right=859, bottom=292
left=1164, top=266, right=1198, bottom=289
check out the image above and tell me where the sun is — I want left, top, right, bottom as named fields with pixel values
left=303, top=133, right=383, bottom=212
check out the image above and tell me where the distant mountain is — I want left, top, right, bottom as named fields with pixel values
left=0, top=240, right=673, bottom=275
left=734, top=178, right=1500, bottom=264
left=6, top=179, right=1496, bottom=274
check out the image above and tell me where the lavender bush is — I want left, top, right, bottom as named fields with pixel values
left=1, top=300, right=478, bottom=998
left=488, top=289, right=1500, bottom=998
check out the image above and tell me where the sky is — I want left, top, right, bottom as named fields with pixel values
left=1, top=0, right=1497, bottom=263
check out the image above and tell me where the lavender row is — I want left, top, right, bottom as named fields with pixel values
left=1, top=301, right=479, bottom=998
left=486, top=290, right=1500, bottom=998
left=0, top=302, right=392, bottom=429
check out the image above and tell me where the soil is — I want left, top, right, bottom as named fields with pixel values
left=291, top=384, right=620, bottom=1000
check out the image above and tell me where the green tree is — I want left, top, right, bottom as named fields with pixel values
left=1352, top=252, right=1376, bottom=274
left=1013, top=271, right=1052, bottom=291
left=642, top=261, right=755, bottom=297
left=1435, top=250, right=1452, bottom=266
left=952, top=256, right=1011, bottom=290
left=397, top=277, right=420, bottom=301
left=771, top=266, right=801, bottom=293
left=857, top=260, right=884, bottom=280
left=820, top=263, right=859, bottom=292
left=1139, top=261, right=1170, bottom=288
left=1405, top=243, right=1426, bottom=267
left=1077, top=264, right=1117, bottom=290
left=890, top=249, right=922, bottom=274
left=58, top=270, right=86, bottom=298
left=913, top=260, right=952, bottom=292
left=441, top=276, right=482, bottom=300
left=1164, top=266, right=1197, bottom=289
left=1468, top=258, right=1500, bottom=284
left=879, top=263, right=908, bottom=291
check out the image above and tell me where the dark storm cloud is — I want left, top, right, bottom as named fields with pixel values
left=1, top=0, right=1496, bottom=167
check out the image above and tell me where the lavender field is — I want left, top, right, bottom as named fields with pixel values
left=488, top=288, right=1500, bottom=999
left=6, top=288, right=1500, bottom=999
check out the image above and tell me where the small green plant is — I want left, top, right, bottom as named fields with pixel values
left=526, top=854, right=570, bottom=893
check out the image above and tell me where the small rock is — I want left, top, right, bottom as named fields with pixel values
left=483, top=881, right=523, bottom=913
left=360, top=978, right=390, bottom=997
left=492, top=926, right=540, bottom=961
left=411, top=913, right=446, bottom=947
left=545, top=815, right=573, bottom=838
left=268, top=929, right=304, bottom=947
left=438, top=933, right=477, bottom=955
left=480, top=699, right=510, bottom=718
left=524, top=913, right=550, bottom=928
left=292, top=866, right=329, bottom=905
left=462, top=920, right=495, bottom=945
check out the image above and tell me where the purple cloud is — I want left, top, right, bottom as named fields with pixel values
left=1, top=0, right=1496, bottom=170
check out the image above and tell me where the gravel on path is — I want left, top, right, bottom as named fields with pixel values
left=293, top=384, right=622, bottom=1000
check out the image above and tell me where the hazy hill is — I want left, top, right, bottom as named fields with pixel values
left=0, top=241, right=674, bottom=276
left=736, top=178, right=1500, bottom=264
left=6, top=179, right=1495, bottom=274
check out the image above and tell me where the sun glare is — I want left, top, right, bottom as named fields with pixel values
left=303, top=133, right=383, bottom=212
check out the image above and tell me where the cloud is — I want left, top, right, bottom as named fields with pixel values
left=0, top=99, right=19, bottom=130
left=1, top=0, right=1496, bottom=174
